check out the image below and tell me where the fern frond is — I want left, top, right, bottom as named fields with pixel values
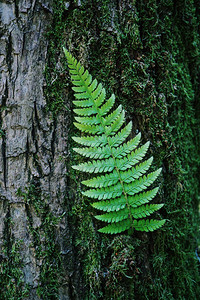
left=73, top=99, right=94, bottom=107
left=120, top=157, right=153, bottom=183
left=103, top=105, right=123, bottom=126
left=72, top=135, right=107, bottom=147
left=64, top=48, right=165, bottom=234
left=82, top=157, right=153, bottom=188
left=92, top=195, right=127, bottom=212
left=88, top=79, right=98, bottom=93
left=92, top=188, right=159, bottom=212
left=82, top=182, right=123, bottom=200
left=95, top=204, right=163, bottom=223
left=108, top=121, right=132, bottom=147
left=95, top=207, right=129, bottom=223
left=131, top=204, right=164, bottom=219
left=74, top=91, right=91, bottom=100
left=82, top=169, right=119, bottom=188
left=128, top=188, right=159, bottom=207
left=73, top=145, right=112, bottom=159
left=115, top=142, right=150, bottom=170
left=98, top=219, right=132, bottom=234
left=124, top=168, right=162, bottom=195
left=72, top=157, right=115, bottom=173
left=72, top=86, right=88, bottom=93
left=98, top=218, right=166, bottom=234
left=98, top=94, right=115, bottom=116
left=73, top=106, right=97, bottom=116
left=74, top=115, right=101, bottom=125
left=133, top=219, right=166, bottom=232
left=105, top=110, right=125, bottom=136
left=73, top=122, right=104, bottom=135
left=91, top=83, right=103, bottom=100
left=94, top=88, right=106, bottom=107
left=112, top=133, right=141, bottom=158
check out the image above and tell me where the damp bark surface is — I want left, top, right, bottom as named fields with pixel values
left=0, top=1, right=200, bottom=299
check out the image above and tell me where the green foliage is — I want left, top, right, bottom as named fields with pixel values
left=44, top=1, right=199, bottom=298
left=0, top=219, right=30, bottom=299
left=44, top=0, right=68, bottom=114
left=64, top=48, right=165, bottom=234
left=17, top=184, right=64, bottom=299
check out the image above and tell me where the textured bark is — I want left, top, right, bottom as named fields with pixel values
left=0, top=0, right=200, bottom=299
left=0, top=1, right=81, bottom=299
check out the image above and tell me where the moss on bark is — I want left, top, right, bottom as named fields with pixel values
left=45, top=0, right=200, bottom=299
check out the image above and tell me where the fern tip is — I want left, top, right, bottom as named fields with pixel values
left=63, top=47, right=70, bottom=57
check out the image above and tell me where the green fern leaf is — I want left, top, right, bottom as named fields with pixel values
left=115, top=142, right=150, bottom=170
left=128, top=188, right=159, bottom=207
left=82, top=169, right=119, bottom=188
left=74, top=91, right=91, bottom=100
left=64, top=48, right=165, bottom=234
left=82, top=157, right=152, bottom=188
left=73, top=145, right=112, bottom=159
left=72, top=86, right=87, bottom=93
left=98, top=219, right=132, bottom=234
left=131, top=204, right=164, bottom=219
left=95, top=204, right=163, bottom=223
left=73, top=99, right=94, bottom=107
left=120, top=157, right=153, bottom=183
left=73, top=106, right=97, bottom=116
left=103, top=105, right=123, bottom=126
left=82, top=182, right=123, bottom=200
left=74, top=115, right=101, bottom=125
left=105, top=110, right=125, bottom=136
left=72, top=134, right=107, bottom=147
left=98, top=94, right=115, bottom=116
left=95, top=207, right=129, bottom=223
left=73, top=122, right=104, bottom=135
left=92, top=188, right=159, bottom=212
left=124, top=168, right=162, bottom=195
left=133, top=219, right=166, bottom=232
left=112, top=133, right=141, bottom=158
left=72, top=157, right=115, bottom=173
left=92, top=195, right=127, bottom=212
left=94, top=88, right=106, bottom=107
left=108, top=121, right=132, bottom=147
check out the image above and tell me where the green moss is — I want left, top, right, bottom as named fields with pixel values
left=44, top=0, right=68, bottom=114
left=45, top=0, right=200, bottom=299
left=0, top=211, right=30, bottom=299
left=17, top=183, right=64, bottom=299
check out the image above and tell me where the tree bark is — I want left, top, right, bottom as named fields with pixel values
left=0, top=1, right=82, bottom=299
left=0, top=0, right=199, bottom=299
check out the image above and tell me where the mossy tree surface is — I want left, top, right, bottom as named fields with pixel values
left=50, top=1, right=200, bottom=299
left=0, top=0, right=199, bottom=299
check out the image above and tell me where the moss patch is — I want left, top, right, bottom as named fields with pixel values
left=0, top=205, right=30, bottom=299
left=17, top=182, right=64, bottom=299
left=45, top=0, right=200, bottom=299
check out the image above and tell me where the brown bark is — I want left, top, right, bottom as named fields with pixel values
left=0, top=1, right=80, bottom=298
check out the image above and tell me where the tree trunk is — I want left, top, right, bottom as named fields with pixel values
left=0, top=0, right=199, bottom=299
left=0, top=1, right=81, bottom=299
